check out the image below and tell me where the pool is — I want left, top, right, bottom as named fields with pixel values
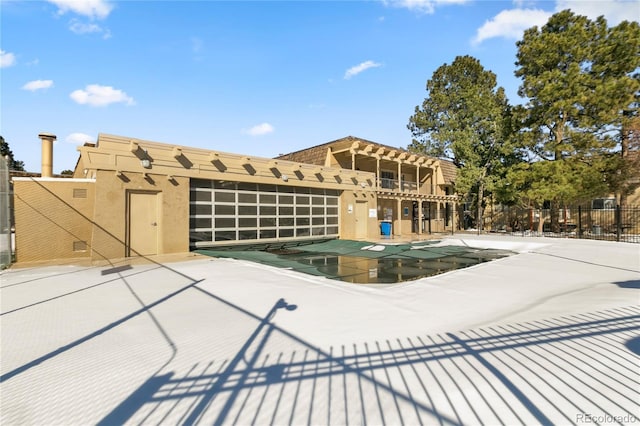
left=197, top=239, right=514, bottom=284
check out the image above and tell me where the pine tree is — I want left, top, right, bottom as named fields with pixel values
left=408, top=55, right=520, bottom=230
left=0, top=136, right=25, bottom=171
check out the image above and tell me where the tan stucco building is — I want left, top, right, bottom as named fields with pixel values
left=12, top=134, right=458, bottom=264
left=277, top=136, right=458, bottom=235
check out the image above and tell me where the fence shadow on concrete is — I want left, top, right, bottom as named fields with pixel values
left=2, top=255, right=637, bottom=424
left=98, top=290, right=639, bottom=426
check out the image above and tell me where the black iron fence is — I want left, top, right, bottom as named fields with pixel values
left=472, top=205, right=640, bottom=243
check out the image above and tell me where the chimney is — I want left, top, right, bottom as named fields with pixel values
left=38, top=132, right=56, bottom=177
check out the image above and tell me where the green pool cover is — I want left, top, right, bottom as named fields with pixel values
left=196, top=239, right=513, bottom=284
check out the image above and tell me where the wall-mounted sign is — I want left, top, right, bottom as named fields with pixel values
left=403, top=207, right=409, bottom=217
left=369, top=209, right=377, bottom=218
left=348, top=204, right=353, bottom=213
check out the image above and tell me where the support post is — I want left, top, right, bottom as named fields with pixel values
left=616, top=205, right=622, bottom=242
left=578, top=205, right=582, bottom=238
left=396, top=198, right=402, bottom=236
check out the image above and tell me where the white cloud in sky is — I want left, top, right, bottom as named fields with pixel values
left=473, top=0, right=639, bottom=45
left=70, top=21, right=101, bottom=33
left=69, top=19, right=112, bottom=38
left=344, top=60, right=382, bottom=79
left=22, top=80, right=54, bottom=91
left=70, top=84, right=135, bottom=107
left=472, top=8, right=552, bottom=45
left=555, top=0, right=638, bottom=25
left=191, top=37, right=204, bottom=53
left=190, top=37, right=205, bottom=61
left=47, top=0, right=113, bottom=19
left=66, top=133, right=95, bottom=145
left=383, top=0, right=468, bottom=14
left=244, top=123, right=275, bottom=136
left=1, top=50, right=16, bottom=68
left=512, top=0, right=536, bottom=7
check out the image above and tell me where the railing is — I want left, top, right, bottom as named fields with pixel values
left=481, top=205, right=640, bottom=243
left=378, top=178, right=436, bottom=195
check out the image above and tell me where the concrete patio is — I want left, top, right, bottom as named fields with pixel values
left=1, top=235, right=638, bottom=425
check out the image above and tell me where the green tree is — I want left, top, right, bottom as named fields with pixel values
left=408, top=55, right=519, bottom=230
left=513, top=10, right=640, bottom=214
left=0, top=136, right=25, bottom=171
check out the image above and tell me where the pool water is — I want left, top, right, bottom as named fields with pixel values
left=197, top=240, right=514, bottom=284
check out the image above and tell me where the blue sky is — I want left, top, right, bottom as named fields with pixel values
left=1, top=0, right=638, bottom=173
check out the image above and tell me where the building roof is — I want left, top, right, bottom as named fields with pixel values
left=439, top=160, right=457, bottom=186
left=276, top=135, right=458, bottom=185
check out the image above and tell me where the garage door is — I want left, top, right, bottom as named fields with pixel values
left=189, top=179, right=340, bottom=248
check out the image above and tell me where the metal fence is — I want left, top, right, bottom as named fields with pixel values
left=478, top=205, right=640, bottom=243
left=0, top=156, right=12, bottom=267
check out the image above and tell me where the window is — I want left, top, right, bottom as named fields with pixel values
left=592, top=198, right=616, bottom=210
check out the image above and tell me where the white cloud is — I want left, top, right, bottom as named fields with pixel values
left=555, top=0, right=639, bottom=25
left=472, top=8, right=552, bottom=45
left=70, top=84, right=135, bottom=107
left=191, top=37, right=204, bottom=53
left=383, top=0, right=469, bottom=14
left=1, top=50, right=16, bottom=68
left=473, top=1, right=638, bottom=46
left=344, top=60, right=382, bottom=79
left=68, top=19, right=111, bottom=38
left=69, top=21, right=101, bottom=34
left=47, top=0, right=113, bottom=19
left=512, top=0, right=536, bottom=7
left=22, top=80, right=54, bottom=91
left=244, top=123, right=275, bottom=136
left=66, top=132, right=95, bottom=145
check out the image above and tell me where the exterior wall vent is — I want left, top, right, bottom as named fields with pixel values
left=73, top=188, right=88, bottom=198
left=73, top=241, right=88, bottom=252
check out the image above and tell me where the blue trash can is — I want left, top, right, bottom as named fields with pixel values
left=381, top=221, right=392, bottom=237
